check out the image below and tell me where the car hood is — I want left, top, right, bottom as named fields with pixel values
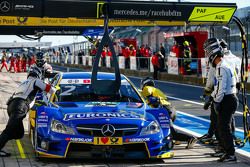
left=55, top=101, right=147, bottom=122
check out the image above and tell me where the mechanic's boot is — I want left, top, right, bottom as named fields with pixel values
left=174, top=140, right=181, bottom=145
left=234, top=137, right=243, bottom=147
left=186, top=137, right=198, bottom=149
left=199, top=134, right=213, bottom=144
left=217, top=153, right=237, bottom=162
left=0, top=133, right=9, bottom=152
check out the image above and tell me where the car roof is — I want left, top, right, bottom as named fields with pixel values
left=61, top=72, right=126, bottom=80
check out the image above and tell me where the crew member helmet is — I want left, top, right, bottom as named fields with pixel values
left=219, top=39, right=228, bottom=49
left=28, top=66, right=42, bottom=79
left=183, top=41, right=189, bottom=46
left=140, top=77, right=155, bottom=89
left=203, top=38, right=223, bottom=65
left=36, top=52, right=46, bottom=67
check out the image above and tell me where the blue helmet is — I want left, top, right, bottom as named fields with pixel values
left=36, top=52, right=46, bottom=67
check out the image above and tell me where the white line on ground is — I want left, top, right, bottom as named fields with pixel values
left=168, top=95, right=243, bottom=115
left=174, top=124, right=250, bottom=159
left=129, top=75, right=250, bottom=96
left=176, top=110, right=244, bottom=133
left=129, top=76, right=204, bottom=88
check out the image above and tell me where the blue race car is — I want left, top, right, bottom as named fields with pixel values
left=29, top=72, right=173, bottom=159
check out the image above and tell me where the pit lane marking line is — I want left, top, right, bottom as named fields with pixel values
left=176, top=110, right=243, bottom=133
left=16, top=139, right=26, bottom=159
left=168, top=95, right=243, bottom=116
left=129, top=76, right=250, bottom=96
left=174, top=111, right=250, bottom=158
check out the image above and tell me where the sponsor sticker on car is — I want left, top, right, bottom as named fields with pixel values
left=60, top=79, right=91, bottom=85
left=125, top=138, right=150, bottom=143
left=93, top=137, right=123, bottom=145
left=63, top=112, right=141, bottom=121
left=65, top=137, right=93, bottom=143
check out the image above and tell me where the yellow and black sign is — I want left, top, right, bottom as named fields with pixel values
left=94, top=137, right=123, bottom=145
left=0, top=1, right=237, bottom=24
left=0, top=16, right=188, bottom=27
left=189, top=7, right=236, bottom=22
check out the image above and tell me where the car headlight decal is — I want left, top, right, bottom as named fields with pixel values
left=140, top=121, right=160, bottom=135
left=50, top=119, right=75, bottom=135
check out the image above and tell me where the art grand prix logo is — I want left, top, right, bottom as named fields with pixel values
left=0, top=1, right=10, bottom=13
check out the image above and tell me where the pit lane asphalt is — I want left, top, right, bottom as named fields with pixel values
left=0, top=67, right=249, bottom=167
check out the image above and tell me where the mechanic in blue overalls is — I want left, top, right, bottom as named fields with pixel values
left=204, top=38, right=238, bottom=162
left=0, top=66, right=56, bottom=157
left=140, top=77, right=198, bottom=149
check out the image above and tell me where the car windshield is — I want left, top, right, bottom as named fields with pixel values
left=56, top=79, right=143, bottom=103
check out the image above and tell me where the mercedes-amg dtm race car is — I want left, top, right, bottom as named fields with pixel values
left=29, top=72, right=173, bottom=159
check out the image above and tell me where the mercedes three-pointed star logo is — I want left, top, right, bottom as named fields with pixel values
left=101, top=124, right=115, bottom=136
left=0, top=1, right=10, bottom=12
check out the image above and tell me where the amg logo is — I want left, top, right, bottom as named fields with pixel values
left=63, top=112, right=141, bottom=121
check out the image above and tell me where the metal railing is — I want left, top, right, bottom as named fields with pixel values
left=48, top=54, right=204, bottom=76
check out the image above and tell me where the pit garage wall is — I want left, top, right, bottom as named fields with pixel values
left=138, top=28, right=166, bottom=52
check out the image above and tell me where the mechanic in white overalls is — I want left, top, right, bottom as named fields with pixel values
left=0, top=66, right=56, bottom=157
left=201, top=38, right=241, bottom=147
left=205, top=38, right=238, bottom=162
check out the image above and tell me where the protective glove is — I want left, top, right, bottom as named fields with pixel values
left=236, top=82, right=241, bottom=91
left=203, top=88, right=213, bottom=96
left=148, top=96, right=160, bottom=108
left=213, top=102, right=221, bottom=114
left=203, top=96, right=213, bottom=110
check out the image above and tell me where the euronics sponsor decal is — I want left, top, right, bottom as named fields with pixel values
left=64, top=112, right=141, bottom=121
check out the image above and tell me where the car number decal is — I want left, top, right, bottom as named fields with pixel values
left=60, top=85, right=76, bottom=96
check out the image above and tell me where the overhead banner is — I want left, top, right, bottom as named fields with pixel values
left=0, top=0, right=42, bottom=17
left=0, top=0, right=97, bottom=18
left=100, top=2, right=237, bottom=23
left=0, top=1, right=237, bottom=23
left=0, top=16, right=187, bottom=27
